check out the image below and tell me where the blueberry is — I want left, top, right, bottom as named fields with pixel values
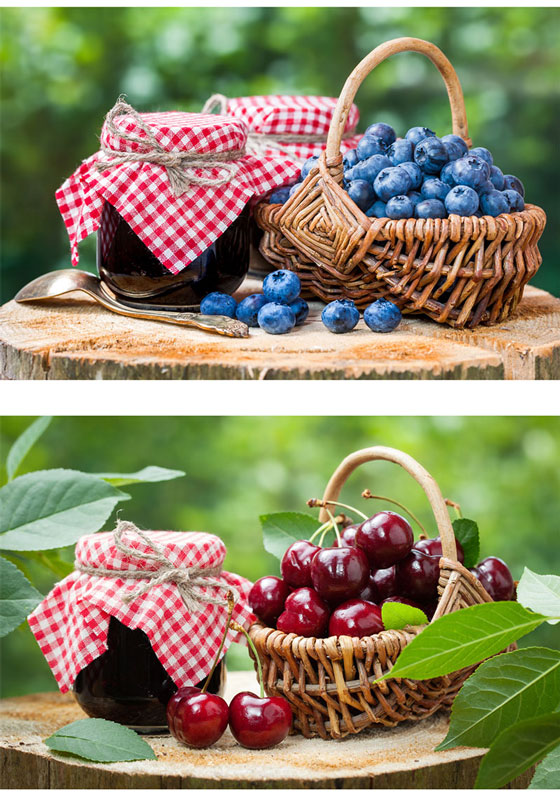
left=347, top=154, right=392, bottom=183
left=502, top=189, right=525, bottom=212
left=269, top=187, right=291, bottom=204
left=300, top=155, right=319, bottom=179
left=356, top=134, right=388, bottom=160
left=441, top=140, right=464, bottom=162
left=366, top=200, right=388, bottom=218
left=414, top=136, right=449, bottom=175
left=364, top=122, right=397, bottom=147
left=489, top=165, right=505, bottom=191
left=407, top=191, right=422, bottom=209
left=347, top=179, right=375, bottom=211
left=451, top=156, right=490, bottom=190
left=444, top=185, right=479, bottom=216
left=479, top=190, right=510, bottom=217
left=321, top=299, right=360, bottom=333
left=441, top=134, right=468, bottom=159
left=399, top=161, right=423, bottom=190
left=374, top=166, right=412, bottom=201
left=289, top=297, right=309, bottom=326
left=477, top=180, right=495, bottom=196
left=257, top=302, right=296, bottom=335
left=415, top=199, right=447, bottom=219
left=236, top=293, right=268, bottom=327
left=421, top=178, right=452, bottom=202
left=406, top=126, right=436, bottom=146
left=440, top=161, right=456, bottom=186
left=289, top=182, right=302, bottom=197
left=503, top=175, right=525, bottom=197
left=364, top=299, right=402, bottom=332
left=343, top=149, right=358, bottom=170
left=263, top=269, right=301, bottom=304
left=388, top=139, right=415, bottom=165
left=200, top=292, right=237, bottom=318
left=386, top=195, right=414, bottom=220
left=469, top=147, right=493, bottom=167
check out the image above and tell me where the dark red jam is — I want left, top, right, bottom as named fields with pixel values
left=97, top=201, right=250, bottom=310
left=73, top=616, right=226, bottom=732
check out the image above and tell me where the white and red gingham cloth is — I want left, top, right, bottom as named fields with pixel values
left=56, top=109, right=300, bottom=274
left=28, top=528, right=255, bottom=693
left=225, top=95, right=361, bottom=161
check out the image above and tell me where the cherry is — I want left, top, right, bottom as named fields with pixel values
left=310, top=546, right=369, bottom=604
left=382, top=595, right=424, bottom=610
left=414, top=536, right=465, bottom=563
left=328, top=599, right=384, bottom=637
left=333, top=523, right=360, bottom=547
left=395, top=548, right=441, bottom=600
left=355, top=511, right=414, bottom=569
left=370, top=565, right=398, bottom=600
left=229, top=691, right=292, bottom=749
left=358, top=573, right=382, bottom=603
left=249, top=576, right=291, bottom=626
left=281, top=540, right=321, bottom=588
left=167, top=688, right=229, bottom=748
left=473, top=556, right=514, bottom=601
left=276, top=587, right=330, bottom=637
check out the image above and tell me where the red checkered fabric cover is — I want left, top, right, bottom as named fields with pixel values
left=28, top=528, right=255, bottom=693
left=56, top=110, right=300, bottom=274
left=226, top=95, right=361, bottom=161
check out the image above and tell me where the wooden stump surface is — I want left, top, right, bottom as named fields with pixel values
left=0, top=670, right=534, bottom=789
left=1, top=272, right=559, bottom=379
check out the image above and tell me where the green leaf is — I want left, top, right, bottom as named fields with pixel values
left=437, top=647, right=560, bottom=750
left=529, top=744, right=560, bottom=789
left=93, top=466, right=185, bottom=487
left=260, top=511, right=319, bottom=560
left=517, top=567, right=560, bottom=624
left=44, top=718, right=157, bottom=763
left=452, top=518, right=480, bottom=568
left=475, top=712, right=560, bottom=789
left=0, top=555, right=43, bottom=637
left=374, top=602, right=547, bottom=682
left=6, top=416, right=52, bottom=481
left=0, top=469, right=130, bottom=551
left=382, top=601, right=428, bottom=631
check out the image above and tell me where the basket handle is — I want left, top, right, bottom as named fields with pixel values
left=318, top=446, right=458, bottom=561
left=325, top=37, right=471, bottom=167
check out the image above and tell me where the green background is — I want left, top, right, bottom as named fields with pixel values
left=1, top=6, right=559, bottom=303
left=1, top=415, right=559, bottom=698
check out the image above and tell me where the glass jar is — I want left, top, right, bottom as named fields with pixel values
left=73, top=616, right=226, bottom=733
left=97, top=202, right=250, bottom=310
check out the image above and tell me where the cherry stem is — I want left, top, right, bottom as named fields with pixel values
left=318, top=520, right=334, bottom=548
left=230, top=621, right=264, bottom=699
left=200, top=591, right=235, bottom=694
left=361, top=489, right=429, bottom=538
left=309, top=520, right=333, bottom=543
left=307, top=498, right=368, bottom=521
left=324, top=506, right=341, bottom=547
left=445, top=498, right=463, bottom=519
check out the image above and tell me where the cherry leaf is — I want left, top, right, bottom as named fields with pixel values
left=382, top=601, right=428, bottom=631
left=260, top=511, right=319, bottom=560
left=517, top=567, right=560, bottom=624
left=45, top=718, right=157, bottom=762
left=452, top=518, right=479, bottom=568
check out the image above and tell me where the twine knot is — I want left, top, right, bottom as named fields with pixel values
left=75, top=520, right=239, bottom=613
left=96, top=96, right=246, bottom=197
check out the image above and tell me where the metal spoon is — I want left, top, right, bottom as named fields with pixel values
left=14, top=269, right=250, bottom=338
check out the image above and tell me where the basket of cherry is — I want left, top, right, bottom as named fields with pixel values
left=253, top=37, right=546, bottom=328
left=247, top=446, right=516, bottom=740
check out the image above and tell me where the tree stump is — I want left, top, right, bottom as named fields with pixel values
left=0, top=671, right=534, bottom=789
left=1, top=275, right=559, bottom=379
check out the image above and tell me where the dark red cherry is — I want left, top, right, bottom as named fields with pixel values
left=281, top=540, right=321, bottom=588
left=395, top=548, right=441, bottom=600
left=229, top=691, right=292, bottom=749
left=475, top=556, right=514, bottom=601
left=167, top=688, right=229, bottom=748
left=328, top=599, right=384, bottom=637
left=421, top=598, right=439, bottom=620
left=249, top=576, right=291, bottom=626
left=370, top=565, right=398, bottom=600
left=333, top=523, right=360, bottom=547
left=382, top=595, right=424, bottom=610
left=358, top=573, right=382, bottom=603
left=276, top=587, right=330, bottom=637
left=414, top=536, right=465, bottom=563
left=355, top=511, right=414, bottom=569
left=310, top=546, right=369, bottom=604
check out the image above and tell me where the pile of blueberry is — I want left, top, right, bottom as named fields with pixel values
left=269, top=122, right=526, bottom=220
left=249, top=510, right=515, bottom=638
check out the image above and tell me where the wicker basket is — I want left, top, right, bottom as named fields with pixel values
left=248, top=445, right=498, bottom=740
left=254, top=38, right=547, bottom=328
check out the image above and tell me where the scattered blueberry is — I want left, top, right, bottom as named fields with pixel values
left=421, top=177, right=452, bottom=202
left=386, top=195, right=414, bottom=220
left=388, top=139, right=415, bottom=165
left=236, top=293, right=268, bottom=327
left=469, top=147, right=493, bottom=166
left=363, top=299, right=402, bottom=332
left=374, top=166, right=412, bottom=201
left=347, top=154, right=392, bottom=183
left=445, top=185, right=479, bottom=216
left=479, top=190, right=510, bottom=216
left=301, top=156, right=319, bottom=179
left=489, top=166, right=505, bottom=191
left=364, top=122, right=397, bottom=147
left=399, top=161, right=423, bottom=190
left=347, top=179, right=376, bottom=211
left=415, top=199, right=447, bottom=219
left=321, top=299, right=360, bottom=333
left=503, top=175, right=525, bottom=197
left=269, top=187, right=291, bottom=204
left=257, top=302, right=296, bottom=335
left=502, top=189, right=525, bottom=212
left=263, top=269, right=301, bottom=304
left=289, top=297, right=309, bottom=326
left=451, top=156, right=490, bottom=190
left=343, top=149, right=358, bottom=170
left=356, top=134, right=388, bottom=160
left=366, top=200, right=388, bottom=218
left=200, top=292, right=237, bottom=318
left=414, top=137, right=449, bottom=175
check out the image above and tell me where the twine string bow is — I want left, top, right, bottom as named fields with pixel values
left=75, top=520, right=239, bottom=613
left=96, top=97, right=246, bottom=197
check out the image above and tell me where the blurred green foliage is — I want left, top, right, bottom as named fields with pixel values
left=1, top=6, right=559, bottom=302
left=1, top=415, right=559, bottom=697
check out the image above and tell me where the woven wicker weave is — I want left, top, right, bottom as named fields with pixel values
left=248, top=446, right=497, bottom=740
left=254, top=38, right=547, bottom=328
